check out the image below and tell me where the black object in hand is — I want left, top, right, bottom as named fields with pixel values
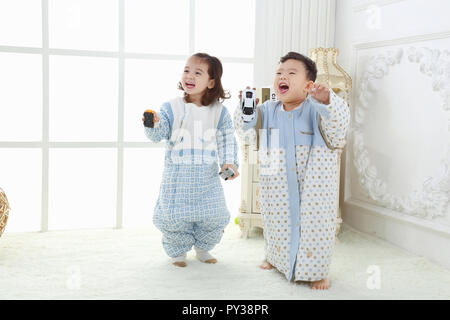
left=143, top=111, right=154, bottom=128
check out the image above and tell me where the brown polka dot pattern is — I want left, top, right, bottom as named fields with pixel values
left=294, top=145, right=339, bottom=282
left=319, top=90, right=350, bottom=149
left=258, top=148, right=291, bottom=276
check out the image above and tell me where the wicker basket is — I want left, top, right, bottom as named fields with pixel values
left=0, top=187, right=10, bottom=237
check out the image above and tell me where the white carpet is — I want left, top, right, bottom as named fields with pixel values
left=1, top=223, right=450, bottom=300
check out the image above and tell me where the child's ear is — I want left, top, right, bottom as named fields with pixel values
left=305, top=81, right=314, bottom=92
left=207, top=79, right=215, bottom=89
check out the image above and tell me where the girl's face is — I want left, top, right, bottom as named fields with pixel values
left=181, top=56, right=215, bottom=98
left=273, top=59, right=314, bottom=105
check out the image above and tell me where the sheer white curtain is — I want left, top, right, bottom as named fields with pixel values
left=253, top=0, right=336, bottom=87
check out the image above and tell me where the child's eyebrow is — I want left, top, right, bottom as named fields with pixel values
left=277, top=68, right=298, bottom=72
left=184, top=66, right=204, bottom=73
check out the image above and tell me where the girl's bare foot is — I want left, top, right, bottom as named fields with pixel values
left=311, top=278, right=330, bottom=290
left=171, top=253, right=187, bottom=267
left=194, top=246, right=217, bottom=264
left=259, top=261, right=273, bottom=270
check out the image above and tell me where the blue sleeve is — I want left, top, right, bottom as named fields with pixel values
left=216, top=106, right=239, bottom=169
left=143, top=102, right=174, bottom=143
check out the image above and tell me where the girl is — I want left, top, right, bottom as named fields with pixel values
left=142, top=53, right=239, bottom=267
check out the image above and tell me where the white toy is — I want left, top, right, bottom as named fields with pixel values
left=240, top=89, right=256, bottom=123
left=269, top=87, right=278, bottom=101
left=219, top=167, right=235, bottom=180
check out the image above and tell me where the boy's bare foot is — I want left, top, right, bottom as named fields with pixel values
left=172, top=261, right=187, bottom=267
left=310, top=278, right=330, bottom=290
left=204, top=258, right=217, bottom=264
left=259, top=261, right=273, bottom=270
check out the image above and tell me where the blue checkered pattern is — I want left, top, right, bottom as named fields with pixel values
left=144, top=102, right=238, bottom=258
left=216, top=108, right=239, bottom=169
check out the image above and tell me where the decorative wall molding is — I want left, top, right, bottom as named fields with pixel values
left=352, top=46, right=450, bottom=219
left=353, top=0, right=407, bottom=13
left=353, top=31, right=450, bottom=50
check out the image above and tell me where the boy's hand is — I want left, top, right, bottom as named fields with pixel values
left=308, top=83, right=330, bottom=105
left=238, top=86, right=260, bottom=105
left=220, top=164, right=239, bottom=180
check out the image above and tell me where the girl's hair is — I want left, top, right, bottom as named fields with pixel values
left=178, top=52, right=230, bottom=106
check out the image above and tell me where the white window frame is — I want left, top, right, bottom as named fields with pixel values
left=0, top=0, right=254, bottom=232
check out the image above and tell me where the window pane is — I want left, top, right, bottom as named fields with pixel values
left=48, top=0, right=118, bottom=51
left=195, top=0, right=255, bottom=58
left=48, top=148, right=117, bottom=230
left=49, top=55, right=118, bottom=141
left=0, top=52, right=42, bottom=141
left=221, top=62, right=254, bottom=113
left=0, top=0, right=42, bottom=47
left=123, top=148, right=165, bottom=228
left=125, top=0, right=189, bottom=55
left=0, top=149, right=41, bottom=233
left=124, top=58, right=184, bottom=142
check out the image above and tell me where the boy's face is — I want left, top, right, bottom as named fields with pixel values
left=273, top=59, right=314, bottom=105
left=181, top=56, right=215, bottom=97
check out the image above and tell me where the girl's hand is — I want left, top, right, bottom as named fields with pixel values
left=220, top=164, right=239, bottom=180
left=307, top=83, right=330, bottom=105
left=238, top=86, right=260, bottom=105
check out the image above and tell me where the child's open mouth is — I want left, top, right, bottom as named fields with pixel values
left=278, top=83, right=289, bottom=94
left=185, top=82, right=195, bottom=89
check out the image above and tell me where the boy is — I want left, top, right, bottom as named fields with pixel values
left=234, top=52, right=350, bottom=290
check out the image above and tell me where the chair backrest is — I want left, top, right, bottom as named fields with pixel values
left=0, top=188, right=10, bottom=237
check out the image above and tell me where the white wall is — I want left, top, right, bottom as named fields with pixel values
left=335, top=0, right=450, bottom=268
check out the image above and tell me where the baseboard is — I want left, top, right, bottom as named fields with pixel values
left=342, top=198, right=450, bottom=269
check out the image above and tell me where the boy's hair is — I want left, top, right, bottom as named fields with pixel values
left=279, top=51, right=317, bottom=82
left=178, top=53, right=230, bottom=106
